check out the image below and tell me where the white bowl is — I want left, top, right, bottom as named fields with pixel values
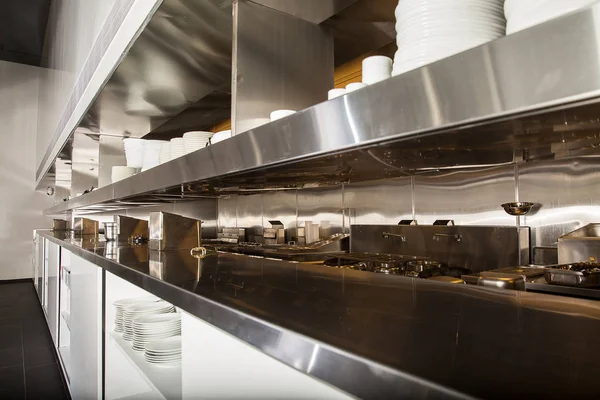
left=362, top=56, right=393, bottom=85
left=346, top=82, right=367, bottom=92
left=159, top=143, right=170, bottom=164
left=270, top=109, right=296, bottom=122
left=328, top=88, right=346, bottom=100
left=122, top=138, right=145, bottom=168
left=111, top=166, right=137, bottom=183
left=211, top=130, right=232, bottom=144
left=169, top=138, right=184, bottom=160
left=141, top=140, right=167, bottom=171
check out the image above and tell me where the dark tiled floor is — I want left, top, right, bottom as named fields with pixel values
left=0, top=281, right=69, bottom=400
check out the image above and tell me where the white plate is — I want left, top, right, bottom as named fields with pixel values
left=114, top=296, right=160, bottom=308
left=133, top=313, right=181, bottom=324
left=145, top=336, right=182, bottom=353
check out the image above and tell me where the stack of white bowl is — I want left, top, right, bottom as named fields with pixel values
left=141, top=140, right=167, bottom=171
left=393, top=0, right=505, bottom=76
left=123, top=138, right=145, bottom=169
left=159, top=142, right=170, bottom=164
left=505, top=0, right=598, bottom=34
left=210, top=130, right=232, bottom=144
left=328, top=55, right=393, bottom=100
left=111, top=166, right=137, bottom=184
left=145, top=336, right=182, bottom=365
left=270, top=109, right=296, bottom=122
left=183, top=131, right=213, bottom=154
left=169, top=138, right=185, bottom=160
left=113, top=296, right=160, bottom=333
left=132, top=313, right=181, bottom=351
left=122, top=301, right=176, bottom=341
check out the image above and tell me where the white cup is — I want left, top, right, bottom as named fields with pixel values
left=111, top=166, right=137, bottom=183
left=270, top=109, right=296, bottom=122
left=346, top=82, right=367, bottom=92
left=328, top=89, right=346, bottom=100
left=362, top=56, right=393, bottom=85
left=122, top=138, right=145, bottom=168
left=170, top=138, right=185, bottom=160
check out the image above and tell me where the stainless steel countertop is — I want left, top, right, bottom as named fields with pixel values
left=39, top=231, right=600, bottom=400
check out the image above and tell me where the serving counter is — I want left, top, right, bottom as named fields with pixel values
left=36, top=231, right=600, bottom=400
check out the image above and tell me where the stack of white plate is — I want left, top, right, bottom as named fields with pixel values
left=210, top=130, right=232, bottom=144
left=159, top=142, right=170, bottom=164
left=111, top=166, right=137, bottom=184
left=113, top=296, right=160, bottom=333
left=123, top=138, right=145, bottom=168
left=505, top=0, right=598, bottom=34
left=122, top=302, right=175, bottom=341
left=393, top=0, right=505, bottom=76
left=144, top=336, right=182, bottom=365
left=183, top=131, right=212, bottom=154
left=132, top=313, right=181, bottom=351
left=141, top=140, right=167, bottom=171
left=170, top=138, right=185, bottom=160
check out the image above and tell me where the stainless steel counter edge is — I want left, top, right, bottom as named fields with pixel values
left=45, top=4, right=600, bottom=214
left=38, top=231, right=473, bottom=400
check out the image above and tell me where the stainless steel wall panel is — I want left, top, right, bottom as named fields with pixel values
left=519, top=156, right=600, bottom=249
left=217, top=196, right=239, bottom=232
left=174, top=200, right=218, bottom=239
left=262, top=191, right=298, bottom=240
left=343, top=178, right=413, bottom=225
left=414, top=165, right=516, bottom=226
left=297, top=186, right=344, bottom=237
left=249, top=0, right=359, bottom=24
left=233, top=0, right=333, bottom=134
left=237, top=193, right=264, bottom=241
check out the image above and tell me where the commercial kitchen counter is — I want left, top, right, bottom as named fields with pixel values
left=39, top=231, right=600, bottom=400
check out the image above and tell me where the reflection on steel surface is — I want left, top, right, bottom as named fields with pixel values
left=40, top=231, right=600, bottom=399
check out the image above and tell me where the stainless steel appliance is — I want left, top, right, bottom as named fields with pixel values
left=149, top=212, right=202, bottom=251
left=103, top=222, right=118, bottom=241
left=114, top=215, right=148, bottom=243
left=558, top=224, right=600, bottom=264
left=72, top=218, right=99, bottom=238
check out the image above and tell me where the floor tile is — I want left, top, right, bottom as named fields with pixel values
left=0, top=365, right=25, bottom=400
left=0, top=347, right=23, bottom=368
left=24, top=345, right=56, bottom=370
left=22, top=329, right=53, bottom=349
left=26, top=364, right=68, bottom=400
left=0, top=323, right=22, bottom=351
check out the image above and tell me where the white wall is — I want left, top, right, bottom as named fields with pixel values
left=0, top=61, right=53, bottom=280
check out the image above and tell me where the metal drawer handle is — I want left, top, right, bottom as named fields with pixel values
left=433, top=233, right=462, bottom=243
left=382, top=232, right=406, bottom=242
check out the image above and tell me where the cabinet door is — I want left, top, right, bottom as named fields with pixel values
left=69, top=254, right=102, bottom=400
left=45, top=240, right=60, bottom=346
left=34, top=234, right=44, bottom=303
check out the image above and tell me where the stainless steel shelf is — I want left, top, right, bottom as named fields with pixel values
left=44, top=4, right=600, bottom=214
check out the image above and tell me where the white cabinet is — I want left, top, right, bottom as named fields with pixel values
left=33, top=233, right=44, bottom=303
left=44, top=239, right=60, bottom=346
left=68, top=253, right=102, bottom=400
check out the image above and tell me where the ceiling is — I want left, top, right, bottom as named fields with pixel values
left=0, top=0, right=51, bottom=66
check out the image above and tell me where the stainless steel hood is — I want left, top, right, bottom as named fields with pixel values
left=44, top=4, right=600, bottom=214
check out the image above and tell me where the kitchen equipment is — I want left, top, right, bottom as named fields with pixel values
left=544, top=263, right=600, bottom=287
left=406, top=260, right=442, bottom=272
left=557, top=223, right=600, bottom=264
left=53, top=219, right=70, bottom=231
left=501, top=202, right=534, bottom=216
left=114, top=215, right=148, bottom=243
left=149, top=212, right=201, bottom=251
left=103, top=222, right=118, bottom=241
left=264, top=220, right=285, bottom=245
left=477, top=272, right=526, bottom=291
left=72, top=218, right=99, bottom=238
left=304, top=221, right=320, bottom=244
left=328, top=88, right=346, bottom=99
left=362, top=56, right=392, bottom=85
left=462, top=266, right=545, bottom=285
left=270, top=109, right=296, bottom=121
left=427, top=276, right=465, bottom=284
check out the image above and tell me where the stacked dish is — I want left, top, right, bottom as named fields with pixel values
left=122, top=301, right=175, bottom=341
left=123, top=138, right=145, bottom=168
left=141, top=140, right=167, bottom=171
left=183, top=131, right=212, bottom=154
left=505, top=0, right=597, bottom=34
left=113, top=296, right=160, bottom=333
left=158, top=142, right=170, bottom=164
left=210, top=130, right=231, bottom=144
left=169, top=138, right=185, bottom=160
left=393, top=0, right=505, bottom=76
left=132, top=313, right=181, bottom=351
left=111, top=166, right=137, bottom=184
left=144, top=336, right=182, bottom=366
